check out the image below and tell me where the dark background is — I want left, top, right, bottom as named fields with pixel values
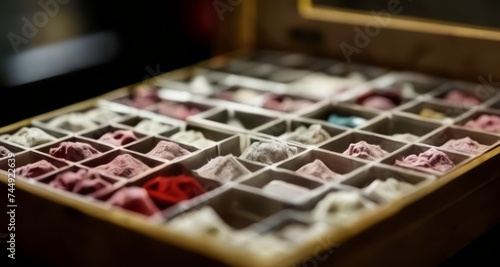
left=0, top=0, right=218, bottom=126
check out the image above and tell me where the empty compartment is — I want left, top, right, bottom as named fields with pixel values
left=419, top=126, right=499, bottom=155
left=342, top=165, right=433, bottom=204
left=278, top=149, right=368, bottom=182
left=167, top=187, right=288, bottom=230
left=191, top=106, right=280, bottom=132
left=360, top=114, right=443, bottom=142
left=381, top=144, right=471, bottom=176
left=149, top=99, right=216, bottom=121
left=319, top=132, right=407, bottom=161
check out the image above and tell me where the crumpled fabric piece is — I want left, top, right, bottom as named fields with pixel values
left=240, top=140, right=297, bottom=165
left=395, top=148, right=455, bottom=173
left=96, top=154, right=150, bottom=178
left=342, top=141, right=389, bottom=160
left=49, top=141, right=101, bottom=162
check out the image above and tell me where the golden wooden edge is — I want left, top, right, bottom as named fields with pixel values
left=1, top=49, right=500, bottom=267
left=298, top=0, right=500, bottom=41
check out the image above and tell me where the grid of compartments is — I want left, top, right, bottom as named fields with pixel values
left=1, top=49, right=500, bottom=265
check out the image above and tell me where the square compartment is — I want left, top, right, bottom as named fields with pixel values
left=419, top=126, right=500, bottom=155
left=124, top=136, right=198, bottom=162
left=35, top=106, right=127, bottom=132
left=37, top=165, right=125, bottom=199
left=432, top=80, right=495, bottom=105
left=398, top=100, right=470, bottom=123
left=277, top=149, right=368, bottom=181
left=37, top=136, right=114, bottom=163
left=301, top=103, right=380, bottom=129
left=190, top=107, right=280, bottom=133
left=259, top=93, right=319, bottom=113
left=455, top=109, right=500, bottom=135
left=115, top=115, right=179, bottom=135
left=240, top=63, right=282, bottom=79
left=239, top=169, right=324, bottom=203
left=323, top=62, right=388, bottom=80
left=256, top=118, right=345, bottom=146
left=0, top=125, right=68, bottom=148
left=167, top=187, right=289, bottom=230
left=0, top=141, right=26, bottom=159
left=381, top=144, right=471, bottom=176
left=81, top=150, right=164, bottom=180
left=319, top=132, right=407, bottom=161
left=369, top=71, right=446, bottom=97
left=360, top=114, right=443, bottom=142
left=79, top=125, right=147, bottom=147
left=160, top=124, right=239, bottom=153
left=342, top=165, right=433, bottom=203
left=0, top=151, right=68, bottom=179
left=266, top=68, right=312, bottom=83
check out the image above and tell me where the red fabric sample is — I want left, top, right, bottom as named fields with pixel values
left=143, top=174, right=205, bottom=208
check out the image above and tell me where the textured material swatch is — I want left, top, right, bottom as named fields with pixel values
left=146, top=140, right=190, bottom=160
left=419, top=108, right=446, bottom=120
left=261, top=94, right=314, bottom=112
left=96, top=154, right=150, bottom=178
left=0, top=146, right=12, bottom=158
left=120, top=87, right=160, bottom=108
left=84, top=108, right=120, bottom=124
left=327, top=114, right=367, bottom=128
left=439, top=137, right=488, bottom=155
left=4, top=127, right=57, bottom=148
left=50, top=169, right=112, bottom=195
left=296, top=159, right=340, bottom=182
left=143, top=174, right=205, bottom=208
left=49, top=141, right=101, bottom=162
left=195, top=155, right=251, bottom=183
left=156, top=102, right=201, bottom=120
left=47, top=113, right=98, bottom=132
left=281, top=124, right=331, bottom=145
left=395, top=148, right=455, bottom=173
left=169, top=130, right=217, bottom=148
left=262, top=180, right=310, bottom=200
left=357, top=90, right=402, bottom=111
left=391, top=133, right=420, bottom=142
left=98, top=130, right=138, bottom=146
left=16, top=160, right=58, bottom=178
left=134, top=119, right=172, bottom=134
left=464, top=114, right=500, bottom=133
left=312, top=191, right=368, bottom=221
left=240, top=140, right=297, bottom=165
left=343, top=141, right=389, bottom=160
left=363, top=178, right=415, bottom=203
left=167, top=206, right=233, bottom=240
left=106, top=187, right=160, bottom=216
left=444, top=90, right=480, bottom=105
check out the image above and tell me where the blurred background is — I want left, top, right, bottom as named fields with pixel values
left=1, top=1, right=498, bottom=265
left=0, top=0, right=219, bottom=126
